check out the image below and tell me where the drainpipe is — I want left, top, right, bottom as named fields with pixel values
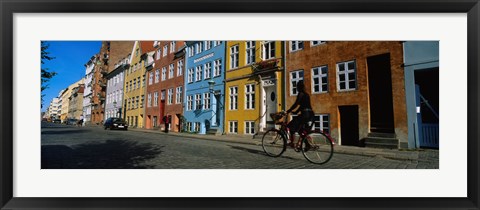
left=258, top=74, right=264, bottom=132
left=283, top=41, right=287, bottom=112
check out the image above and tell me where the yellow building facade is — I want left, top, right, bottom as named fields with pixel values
left=224, top=41, right=285, bottom=135
left=124, top=41, right=146, bottom=128
left=60, top=78, right=84, bottom=122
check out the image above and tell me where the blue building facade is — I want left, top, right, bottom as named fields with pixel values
left=184, top=41, right=226, bottom=134
left=403, top=41, right=439, bottom=149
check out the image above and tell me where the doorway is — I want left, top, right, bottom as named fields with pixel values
left=264, top=85, right=277, bottom=125
left=339, top=105, right=359, bottom=146
left=367, top=53, right=395, bottom=133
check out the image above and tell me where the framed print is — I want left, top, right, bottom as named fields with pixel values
left=1, top=0, right=479, bottom=209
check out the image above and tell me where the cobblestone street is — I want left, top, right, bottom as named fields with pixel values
left=41, top=122, right=439, bottom=169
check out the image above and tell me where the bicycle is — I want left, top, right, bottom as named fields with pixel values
left=261, top=111, right=335, bottom=164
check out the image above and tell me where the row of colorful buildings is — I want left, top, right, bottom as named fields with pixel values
left=44, top=41, right=439, bottom=149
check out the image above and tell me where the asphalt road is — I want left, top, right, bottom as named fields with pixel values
left=41, top=122, right=433, bottom=169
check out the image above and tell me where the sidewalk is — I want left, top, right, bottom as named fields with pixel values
left=129, top=127, right=439, bottom=163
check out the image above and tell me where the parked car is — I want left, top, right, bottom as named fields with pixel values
left=65, top=118, right=78, bottom=125
left=53, top=119, right=61, bottom=124
left=104, top=117, right=128, bottom=130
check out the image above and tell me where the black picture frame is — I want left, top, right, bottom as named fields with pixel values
left=1, top=0, right=479, bottom=209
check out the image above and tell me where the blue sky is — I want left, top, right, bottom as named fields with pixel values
left=41, top=41, right=102, bottom=112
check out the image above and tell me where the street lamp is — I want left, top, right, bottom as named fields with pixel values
left=208, top=79, right=215, bottom=94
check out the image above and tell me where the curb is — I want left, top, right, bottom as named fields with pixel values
left=128, top=128, right=437, bottom=162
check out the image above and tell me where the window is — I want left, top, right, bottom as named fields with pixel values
left=230, top=45, right=239, bottom=69
left=148, top=71, right=153, bottom=85
left=169, top=64, right=174, bottom=79
left=204, top=62, right=211, bottom=79
left=137, top=77, right=140, bottom=89
left=214, top=41, right=222, bottom=46
left=262, top=41, right=275, bottom=60
left=153, top=116, right=157, bottom=128
left=195, top=94, right=202, bottom=110
left=229, top=86, right=238, bottom=110
left=163, top=45, right=168, bottom=57
left=141, top=95, right=144, bottom=108
left=177, top=60, right=183, bottom=76
left=161, top=90, right=166, bottom=101
left=135, top=96, right=139, bottom=109
left=246, top=41, right=256, bottom=64
left=203, top=93, right=210, bottom=110
left=133, top=79, right=137, bottom=90
left=187, top=95, right=193, bottom=111
left=290, top=70, right=304, bottom=95
left=290, top=41, right=304, bottom=52
left=312, top=66, right=328, bottom=93
left=147, top=93, right=152, bottom=107
left=313, top=114, right=330, bottom=134
left=194, top=122, right=201, bottom=132
left=188, top=46, right=194, bottom=57
left=245, top=84, right=255, bottom=109
left=196, top=42, right=203, bottom=54
left=188, top=68, right=194, bottom=83
left=170, top=41, right=176, bottom=53
left=161, top=67, right=166, bottom=81
left=142, top=75, right=145, bottom=87
left=337, top=60, right=356, bottom=91
left=245, top=121, right=255, bottom=134
left=205, top=41, right=212, bottom=50
left=213, top=59, right=222, bottom=77
left=311, top=41, right=326, bottom=46
left=156, top=49, right=161, bottom=60
left=176, top=86, right=182, bottom=104
left=186, top=122, right=192, bottom=132
left=153, top=92, right=158, bottom=106
left=167, top=88, right=173, bottom=105
left=195, top=65, right=202, bottom=81
left=229, top=121, right=238, bottom=134
left=155, top=69, right=160, bottom=83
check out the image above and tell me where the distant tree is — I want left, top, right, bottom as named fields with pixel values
left=41, top=41, right=57, bottom=108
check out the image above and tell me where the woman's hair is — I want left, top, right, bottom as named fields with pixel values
left=297, top=80, right=305, bottom=93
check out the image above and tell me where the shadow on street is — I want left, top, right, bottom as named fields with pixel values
left=42, top=129, right=89, bottom=135
left=42, top=140, right=164, bottom=169
left=228, top=145, right=298, bottom=160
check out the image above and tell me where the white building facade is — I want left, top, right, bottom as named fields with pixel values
left=82, top=56, right=96, bottom=125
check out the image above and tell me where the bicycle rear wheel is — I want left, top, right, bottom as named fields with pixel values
left=262, top=129, right=287, bottom=157
left=301, top=131, right=334, bottom=164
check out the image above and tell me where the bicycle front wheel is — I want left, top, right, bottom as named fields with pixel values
left=262, top=129, right=287, bottom=157
left=301, top=131, right=334, bottom=164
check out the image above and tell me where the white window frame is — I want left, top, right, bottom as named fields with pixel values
left=156, top=49, right=161, bottom=60
left=168, top=64, right=174, bottom=79
left=170, top=41, right=176, bottom=53
left=311, top=41, right=326, bottom=46
left=188, top=68, right=194, bottom=83
left=214, top=41, right=222, bottom=47
left=262, top=41, right=275, bottom=60
left=195, top=65, right=202, bottom=82
left=313, top=114, right=330, bottom=134
left=177, top=60, right=183, bottom=76
left=246, top=41, right=256, bottom=65
left=153, top=92, right=158, bottom=107
left=312, top=66, right=328, bottom=94
left=290, top=70, right=304, bottom=96
left=187, top=95, right=193, bottom=111
left=195, top=94, right=202, bottom=110
left=230, top=45, right=239, bottom=69
left=245, top=83, right=255, bottom=110
left=245, top=121, right=255, bottom=135
left=203, top=93, right=210, bottom=110
left=204, top=62, right=211, bottom=79
left=175, top=86, right=182, bottom=104
left=205, top=41, right=212, bottom=50
left=163, top=45, right=168, bottom=57
left=228, top=121, right=238, bottom=134
left=196, top=42, right=203, bottom=54
left=154, top=69, right=160, bottom=83
left=167, top=88, right=173, bottom=105
left=290, top=41, right=304, bottom=52
left=336, top=60, right=357, bottom=91
left=188, top=46, right=194, bottom=57
left=213, top=59, right=221, bottom=77
left=229, top=86, right=238, bottom=110
left=161, top=67, right=166, bottom=81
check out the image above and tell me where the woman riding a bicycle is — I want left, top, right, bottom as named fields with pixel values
left=286, top=80, right=314, bottom=150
